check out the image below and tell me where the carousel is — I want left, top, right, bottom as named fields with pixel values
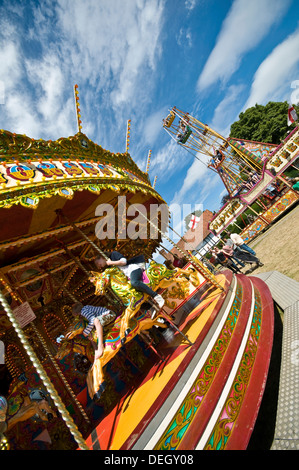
left=0, top=88, right=274, bottom=450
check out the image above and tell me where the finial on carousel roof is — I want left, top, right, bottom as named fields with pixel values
left=74, top=84, right=82, bottom=133
left=126, top=119, right=131, bottom=153
left=146, top=149, right=151, bottom=174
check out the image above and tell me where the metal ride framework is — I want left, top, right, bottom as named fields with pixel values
left=163, top=106, right=299, bottom=242
left=163, top=107, right=264, bottom=196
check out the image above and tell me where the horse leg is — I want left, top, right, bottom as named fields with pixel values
left=119, top=306, right=135, bottom=343
left=87, top=356, right=106, bottom=400
left=35, top=400, right=56, bottom=422
left=86, top=343, right=95, bottom=364
left=119, top=292, right=146, bottom=343
left=6, top=401, right=40, bottom=431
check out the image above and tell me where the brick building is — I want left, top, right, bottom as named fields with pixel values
left=160, top=209, right=220, bottom=262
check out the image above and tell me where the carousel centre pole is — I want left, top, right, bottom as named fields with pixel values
left=0, top=290, right=90, bottom=450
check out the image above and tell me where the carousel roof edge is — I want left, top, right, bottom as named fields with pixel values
left=0, top=128, right=152, bottom=186
left=0, top=129, right=170, bottom=210
left=0, top=177, right=166, bottom=210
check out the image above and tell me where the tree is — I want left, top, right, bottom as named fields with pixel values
left=221, top=193, right=230, bottom=206
left=230, top=101, right=299, bottom=144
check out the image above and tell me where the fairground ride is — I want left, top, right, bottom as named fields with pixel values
left=0, top=90, right=275, bottom=451
left=163, top=106, right=299, bottom=242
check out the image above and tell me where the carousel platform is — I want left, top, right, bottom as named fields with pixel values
left=82, top=269, right=274, bottom=450
left=253, top=271, right=299, bottom=450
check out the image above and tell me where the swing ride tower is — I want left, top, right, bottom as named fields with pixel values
left=163, top=106, right=264, bottom=196
left=163, top=106, right=299, bottom=240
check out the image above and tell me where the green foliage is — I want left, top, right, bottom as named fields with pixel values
left=230, top=101, right=299, bottom=144
left=221, top=193, right=230, bottom=206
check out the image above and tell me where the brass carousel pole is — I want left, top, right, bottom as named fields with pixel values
left=0, top=290, right=89, bottom=450
left=57, top=237, right=125, bottom=311
left=55, top=209, right=109, bottom=261
left=55, top=210, right=125, bottom=304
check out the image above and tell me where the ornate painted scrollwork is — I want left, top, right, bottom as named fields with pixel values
left=89, top=261, right=193, bottom=340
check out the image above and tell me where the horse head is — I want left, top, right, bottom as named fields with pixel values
left=90, top=270, right=111, bottom=296
left=146, top=261, right=177, bottom=289
left=55, top=317, right=86, bottom=359
left=64, top=316, right=86, bottom=340
left=55, top=338, right=73, bottom=360
left=90, top=268, right=133, bottom=306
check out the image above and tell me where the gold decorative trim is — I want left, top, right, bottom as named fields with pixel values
left=0, top=129, right=151, bottom=183
left=0, top=177, right=165, bottom=210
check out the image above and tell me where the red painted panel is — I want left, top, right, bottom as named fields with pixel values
left=225, top=276, right=274, bottom=450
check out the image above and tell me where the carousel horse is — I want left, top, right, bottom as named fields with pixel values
left=2, top=384, right=57, bottom=432
left=89, top=260, right=199, bottom=342
left=55, top=335, right=94, bottom=364
left=56, top=317, right=95, bottom=363
left=55, top=313, right=167, bottom=400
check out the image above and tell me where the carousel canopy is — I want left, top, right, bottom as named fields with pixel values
left=0, top=129, right=168, bottom=322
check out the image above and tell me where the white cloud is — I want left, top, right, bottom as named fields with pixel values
left=170, top=156, right=218, bottom=206
left=25, top=54, right=64, bottom=120
left=210, top=84, right=245, bottom=136
left=142, top=106, right=168, bottom=145
left=197, top=0, right=291, bottom=91
left=0, top=41, right=21, bottom=90
left=4, top=94, right=41, bottom=136
left=0, top=32, right=43, bottom=136
left=185, top=0, right=198, bottom=11
left=244, top=26, right=299, bottom=109
left=177, top=28, right=192, bottom=48
left=0, top=0, right=166, bottom=142
left=55, top=0, right=165, bottom=108
left=149, top=139, right=181, bottom=176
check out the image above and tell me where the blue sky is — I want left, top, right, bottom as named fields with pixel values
left=1, top=0, right=299, bottom=223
